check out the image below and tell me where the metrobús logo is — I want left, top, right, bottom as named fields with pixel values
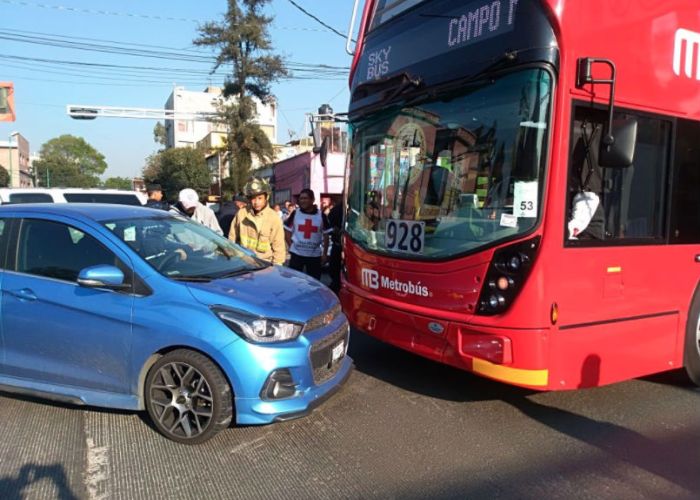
left=360, top=268, right=429, bottom=297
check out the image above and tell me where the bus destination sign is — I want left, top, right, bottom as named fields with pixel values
left=358, top=0, right=520, bottom=87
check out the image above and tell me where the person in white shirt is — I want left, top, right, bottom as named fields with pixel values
left=284, top=189, right=331, bottom=280
left=170, top=188, right=223, bottom=235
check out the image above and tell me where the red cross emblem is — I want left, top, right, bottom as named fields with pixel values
left=297, top=218, right=319, bottom=239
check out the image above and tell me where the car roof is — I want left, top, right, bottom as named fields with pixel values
left=0, top=203, right=164, bottom=221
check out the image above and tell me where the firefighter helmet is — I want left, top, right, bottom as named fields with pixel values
left=244, top=177, right=271, bottom=198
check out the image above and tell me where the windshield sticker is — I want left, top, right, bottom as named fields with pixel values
left=500, top=213, right=517, bottom=228
left=123, top=226, right=136, bottom=242
left=513, top=181, right=538, bottom=218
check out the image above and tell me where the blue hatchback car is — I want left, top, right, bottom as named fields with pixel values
left=0, top=204, right=351, bottom=444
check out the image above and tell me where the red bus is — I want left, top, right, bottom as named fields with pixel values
left=340, top=0, right=700, bottom=390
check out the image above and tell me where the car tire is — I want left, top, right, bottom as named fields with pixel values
left=145, top=349, right=233, bottom=444
left=684, top=290, right=700, bottom=386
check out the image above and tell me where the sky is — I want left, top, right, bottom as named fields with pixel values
left=0, top=0, right=358, bottom=180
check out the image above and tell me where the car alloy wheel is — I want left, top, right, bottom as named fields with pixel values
left=145, top=349, right=233, bottom=444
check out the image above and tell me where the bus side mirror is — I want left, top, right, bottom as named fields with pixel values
left=314, top=136, right=329, bottom=167
left=599, top=118, right=637, bottom=167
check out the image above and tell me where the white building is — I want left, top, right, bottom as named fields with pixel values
left=164, top=86, right=277, bottom=149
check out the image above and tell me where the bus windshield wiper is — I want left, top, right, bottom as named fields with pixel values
left=354, top=72, right=423, bottom=104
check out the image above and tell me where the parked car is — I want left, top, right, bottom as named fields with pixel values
left=0, top=204, right=351, bottom=444
left=0, top=188, right=147, bottom=206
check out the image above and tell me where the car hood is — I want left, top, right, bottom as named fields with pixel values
left=185, top=265, right=339, bottom=323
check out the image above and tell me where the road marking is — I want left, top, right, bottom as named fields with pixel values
left=83, top=412, right=110, bottom=500
left=229, top=432, right=272, bottom=455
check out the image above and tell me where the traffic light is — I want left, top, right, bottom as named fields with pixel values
left=0, top=82, right=15, bottom=122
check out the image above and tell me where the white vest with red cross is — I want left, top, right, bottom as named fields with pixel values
left=288, top=209, right=325, bottom=257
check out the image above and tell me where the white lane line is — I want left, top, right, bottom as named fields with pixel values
left=83, top=412, right=110, bottom=500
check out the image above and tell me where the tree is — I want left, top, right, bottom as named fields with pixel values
left=0, top=165, right=8, bottom=187
left=103, top=176, right=133, bottom=190
left=33, top=135, right=107, bottom=187
left=194, top=0, right=288, bottom=193
left=153, top=122, right=167, bottom=148
left=142, top=147, right=210, bottom=201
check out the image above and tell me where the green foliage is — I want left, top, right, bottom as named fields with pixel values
left=194, top=0, right=287, bottom=194
left=0, top=165, right=9, bottom=187
left=153, top=122, right=167, bottom=147
left=102, top=176, right=133, bottom=190
left=142, top=147, right=210, bottom=201
left=33, top=135, right=107, bottom=188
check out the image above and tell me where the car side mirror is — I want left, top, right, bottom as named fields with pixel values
left=599, top=118, right=637, bottom=167
left=77, top=265, right=130, bottom=290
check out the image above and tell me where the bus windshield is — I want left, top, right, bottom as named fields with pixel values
left=346, top=68, right=553, bottom=259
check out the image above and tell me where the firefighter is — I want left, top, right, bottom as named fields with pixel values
left=229, top=177, right=286, bottom=265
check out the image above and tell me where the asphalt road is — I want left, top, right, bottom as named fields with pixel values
left=0, top=330, right=699, bottom=500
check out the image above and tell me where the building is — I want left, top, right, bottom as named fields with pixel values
left=164, top=86, right=279, bottom=194
left=271, top=107, right=348, bottom=207
left=164, top=86, right=277, bottom=149
left=0, top=132, right=32, bottom=187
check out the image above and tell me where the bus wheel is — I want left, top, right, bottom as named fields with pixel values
left=684, top=294, right=700, bottom=386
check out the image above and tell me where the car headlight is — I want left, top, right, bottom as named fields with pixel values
left=211, top=307, right=304, bottom=343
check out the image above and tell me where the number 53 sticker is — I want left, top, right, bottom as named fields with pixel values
left=514, top=181, right=538, bottom=218
left=385, top=220, right=425, bottom=254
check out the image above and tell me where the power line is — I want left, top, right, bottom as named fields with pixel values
left=286, top=0, right=350, bottom=40
left=1, top=0, right=338, bottom=34
left=0, top=29, right=350, bottom=74
left=0, top=0, right=203, bottom=23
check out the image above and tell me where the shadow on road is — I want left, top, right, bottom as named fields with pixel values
left=0, top=463, right=80, bottom=500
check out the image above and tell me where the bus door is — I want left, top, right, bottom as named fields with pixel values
left=551, top=103, right=678, bottom=386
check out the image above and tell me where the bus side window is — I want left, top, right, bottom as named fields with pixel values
left=670, top=119, right=700, bottom=244
left=566, top=105, right=670, bottom=245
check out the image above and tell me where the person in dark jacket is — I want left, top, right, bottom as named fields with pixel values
left=216, top=194, right=248, bottom=237
left=327, top=200, right=343, bottom=294
left=145, top=183, right=169, bottom=210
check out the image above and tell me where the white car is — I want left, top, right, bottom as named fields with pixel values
left=0, top=188, right=147, bottom=206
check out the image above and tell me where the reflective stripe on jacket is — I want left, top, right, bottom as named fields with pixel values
left=229, top=206, right=286, bottom=264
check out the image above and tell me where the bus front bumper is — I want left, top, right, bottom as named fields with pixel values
left=340, top=287, right=550, bottom=390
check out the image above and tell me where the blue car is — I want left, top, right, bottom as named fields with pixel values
left=0, top=204, right=351, bottom=444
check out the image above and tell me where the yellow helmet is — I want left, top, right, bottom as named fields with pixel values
left=244, top=177, right=271, bottom=198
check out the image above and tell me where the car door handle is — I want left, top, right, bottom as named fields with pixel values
left=695, top=255, right=700, bottom=263
left=7, top=288, right=37, bottom=302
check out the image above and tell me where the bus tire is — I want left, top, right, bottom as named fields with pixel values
left=684, top=291, right=700, bottom=386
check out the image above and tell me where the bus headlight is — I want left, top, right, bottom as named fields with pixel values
left=477, top=236, right=541, bottom=316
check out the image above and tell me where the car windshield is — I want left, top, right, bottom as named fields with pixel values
left=346, top=68, right=552, bottom=259
left=104, top=215, right=266, bottom=279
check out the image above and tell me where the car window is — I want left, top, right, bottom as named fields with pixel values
left=8, top=193, right=54, bottom=203
left=16, top=219, right=122, bottom=282
left=63, top=193, right=142, bottom=205
left=0, top=218, right=8, bottom=270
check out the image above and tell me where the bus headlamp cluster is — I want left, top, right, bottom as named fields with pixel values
left=477, top=236, right=541, bottom=316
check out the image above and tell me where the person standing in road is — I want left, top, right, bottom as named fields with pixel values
left=229, top=177, right=286, bottom=265
left=327, top=199, right=343, bottom=294
left=145, top=183, right=168, bottom=210
left=217, top=194, right=248, bottom=237
left=170, top=188, right=223, bottom=235
left=284, top=189, right=331, bottom=280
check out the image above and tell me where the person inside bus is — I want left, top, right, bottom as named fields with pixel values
left=362, top=190, right=381, bottom=231
left=568, top=120, right=605, bottom=240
